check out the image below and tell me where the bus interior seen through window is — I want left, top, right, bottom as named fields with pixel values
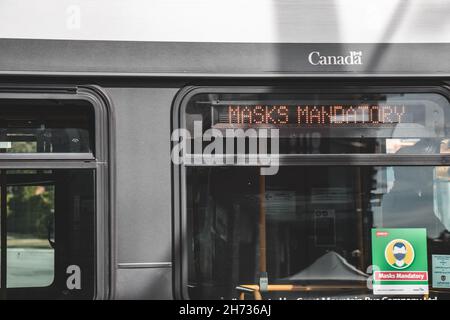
left=186, top=165, right=450, bottom=300
left=182, top=91, right=450, bottom=300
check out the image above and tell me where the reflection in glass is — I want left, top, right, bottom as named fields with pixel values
left=0, top=169, right=95, bottom=299
left=0, top=99, right=94, bottom=154
left=7, top=185, right=55, bottom=288
left=186, top=166, right=450, bottom=300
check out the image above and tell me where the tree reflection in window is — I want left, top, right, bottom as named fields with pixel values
left=7, top=184, right=55, bottom=288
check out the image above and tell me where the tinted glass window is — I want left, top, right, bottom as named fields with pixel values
left=0, top=169, right=95, bottom=299
left=186, top=166, right=450, bottom=300
left=179, top=89, right=450, bottom=300
left=0, top=99, right=94, bottom=154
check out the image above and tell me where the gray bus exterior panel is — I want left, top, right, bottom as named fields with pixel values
left=115, top=268, right=172, bottom=300
left=1, top=40, right=450, bottom=76
left=108, top=88, right=176, bottom=299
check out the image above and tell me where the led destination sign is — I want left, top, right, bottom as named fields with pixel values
left=212, top=104, right=418, bottom=127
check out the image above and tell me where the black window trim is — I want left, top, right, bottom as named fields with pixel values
left=172, top=84, right=450, bottom=300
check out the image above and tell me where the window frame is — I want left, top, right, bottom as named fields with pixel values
left=172, top=85, right=450, bottom=300
left=0, top=86, right=111, bottom=299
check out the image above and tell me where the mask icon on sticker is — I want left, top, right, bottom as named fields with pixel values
left=385, top=239, right=415, bottom=269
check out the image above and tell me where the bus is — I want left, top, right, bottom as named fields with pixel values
left=0, top=0, right=449, bottom=300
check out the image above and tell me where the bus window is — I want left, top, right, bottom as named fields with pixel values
left=185, top=166, right=450, bottom=300
left=0, top=99, right=94, bottom=154
left=0, top=169, right=96, bottom=299
left=0, top=89, right=107, bottom=300
left=177, top=88, right=450, bottom=300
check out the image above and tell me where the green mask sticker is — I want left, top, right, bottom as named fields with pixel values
left=372, top=228, right=428, bottom=295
